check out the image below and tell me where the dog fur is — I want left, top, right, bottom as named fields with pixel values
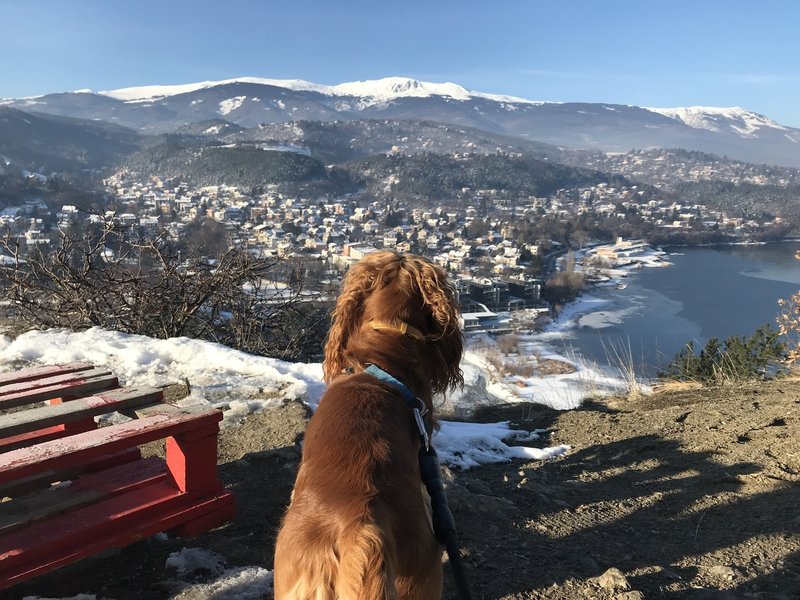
left=274, top=251, right=463, bottom=599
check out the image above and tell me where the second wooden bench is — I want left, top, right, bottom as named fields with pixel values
left=0, top=361, right=235, bottom=591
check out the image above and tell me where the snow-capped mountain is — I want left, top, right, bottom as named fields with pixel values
left=97, top=76, right=540, bottom=106
left=646, top=106, right=792, bottom=139
left=3, top=76, right=799, bottom=167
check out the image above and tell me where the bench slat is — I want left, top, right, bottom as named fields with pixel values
left=0, top=422, right=96, bottom=454
left=0, top=367, right=115, bottom=396
left=0, top=487, right=234, bottom=588
left=1, top=479, right=184, bottom=562
left=0, top=362, right=94, bottom=386
left=0, top=479, right=232, bottom=562
left=0, top=386, right=164, bottom=440
left=0, top=456, right=168, bottom=534
left=0, top=370, right=120, bottom=411
left=0, top=448, right=142, bottom=498
left=0, top=405, right=222, bottom=484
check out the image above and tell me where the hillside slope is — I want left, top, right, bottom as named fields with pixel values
left=4, top=378, right=798, bottom=599
left=0, top=107, right=141, bottom=172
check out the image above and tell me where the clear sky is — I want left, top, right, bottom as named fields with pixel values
left=3, top=0, right=800, bottom=126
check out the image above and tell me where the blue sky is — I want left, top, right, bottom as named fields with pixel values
left=3, top=0, right=800, bottom=126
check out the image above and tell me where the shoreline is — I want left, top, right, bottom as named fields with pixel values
left=464, top=241, right=675, bottom=410
left=661, top=235, right=800, bottom=250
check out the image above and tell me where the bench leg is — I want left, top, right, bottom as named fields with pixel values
left=165, top=425, right=221, bottom=494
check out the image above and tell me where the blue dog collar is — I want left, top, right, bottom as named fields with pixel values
left=363, top=363, right=429, bottom=450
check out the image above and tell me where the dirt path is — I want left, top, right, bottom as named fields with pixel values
left=3, top=380, right=800, bottom=599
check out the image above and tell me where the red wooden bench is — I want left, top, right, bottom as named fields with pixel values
left=0, top=362, right=235, bottom=590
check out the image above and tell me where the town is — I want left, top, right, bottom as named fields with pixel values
left=0, top=151, right=794, bottom=326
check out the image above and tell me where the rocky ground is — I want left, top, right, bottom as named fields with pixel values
left=3, top=379, right=800, bottom=599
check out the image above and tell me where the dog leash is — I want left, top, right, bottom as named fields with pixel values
left=363, top=364, right=473, bottom=600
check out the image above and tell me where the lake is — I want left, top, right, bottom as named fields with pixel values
left=554, top=242, right=800, bottom=375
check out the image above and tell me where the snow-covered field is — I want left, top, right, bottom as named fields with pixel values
left=0, top=327, right=573, bottom=471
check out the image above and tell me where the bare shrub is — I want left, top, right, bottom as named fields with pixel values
left=0, top=221, right=328, bottom=361
left=496, top=334, right=520, bottom=354
left=543, top=252, right=585, bottom=305
left=778, top=254, right=800, bottom=363
left=481, top=345, right=506, bottom=374
left=508, top=361, right=535, bottom=378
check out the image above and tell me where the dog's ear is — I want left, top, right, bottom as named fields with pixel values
left=323, top=260, right=376, bottom=383
left=404, top=258, right=465, bottom=394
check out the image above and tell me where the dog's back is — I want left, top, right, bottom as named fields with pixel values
left=274, top=374, right=442, bottom=600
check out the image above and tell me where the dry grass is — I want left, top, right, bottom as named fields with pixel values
left=650, top=379, right=705, bottom=394
left=600, top=338, right=648, bottom=401
left=537, top=358, right=577, bottom=376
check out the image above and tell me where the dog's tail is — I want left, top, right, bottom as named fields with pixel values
left=336, top=519, right=396, bottom=600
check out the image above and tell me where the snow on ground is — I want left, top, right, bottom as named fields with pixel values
left=166, top=548, right=273, bottom=600
left=171, top=566, right=273, bottom=600
left=435, top=420, right=568, bottom=469
left=0, top=327, right=324, bottom=425
left=0, top=327, right=568, bottom=470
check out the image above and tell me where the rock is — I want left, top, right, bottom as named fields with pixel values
left=616, top=592, right=644, bottom=600
left=705, top=564, right=736, bottom=581
left=656, top=566, right=683, bottom=580
left=593, top=567, right=630, bottom=591
left=464, top=479, right=493, bottom=496
left=451, top=490, right=518, bottom=514
left=159, top=379, right=191, bottom=403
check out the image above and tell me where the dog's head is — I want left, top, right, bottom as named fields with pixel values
left=323, top=251, right=463, bottom=395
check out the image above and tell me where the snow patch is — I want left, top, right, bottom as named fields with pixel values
left=167, top=547, right=226, bottom=578
left=218, top=96, right=247, bottom=115
left=175, top=567, right=273, bottom=599
left=165, top=548, right=273, bottom=599
left=435, top=420, right=569, bottom=469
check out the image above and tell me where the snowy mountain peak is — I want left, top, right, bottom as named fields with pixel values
left=646, top=106, right=787, bottom=137
left=332, top=77, right=471, bottom=101
left=98, top=76, right=543, bottom=106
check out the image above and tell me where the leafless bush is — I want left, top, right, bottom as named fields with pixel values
left=778, top=253, right=800, bottom=363
left=496, top=334, right=520, bottom=354
left=0, top=221, right=329, bottom=361
left=479, top=342, right=536, bottom=377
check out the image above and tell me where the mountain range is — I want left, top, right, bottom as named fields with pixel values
left=3, top=76, right=799, bottom=168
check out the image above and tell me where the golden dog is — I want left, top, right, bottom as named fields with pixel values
left=274, top=251, right=463, bottom=599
